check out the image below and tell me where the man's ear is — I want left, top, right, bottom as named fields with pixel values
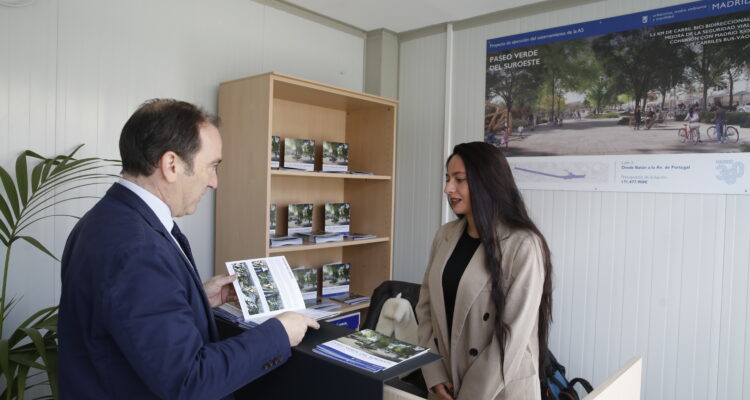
left=159, top=151, right=180, bottom=183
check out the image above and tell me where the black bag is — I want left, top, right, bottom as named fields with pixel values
left=541, top=350, right=594, bottom=400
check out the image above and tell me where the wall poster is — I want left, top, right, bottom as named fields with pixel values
left=485, top=0, right=750, bottom=194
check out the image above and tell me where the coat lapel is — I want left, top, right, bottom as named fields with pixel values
left=450, top=246, right=489, bottom=348
left=429, top=219, right=467, bottom=360
left=107, top=183, right=219, bottom=341
left=448, top=222, right=512, bottom=379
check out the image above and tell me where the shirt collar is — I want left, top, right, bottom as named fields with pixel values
left=117, top=177, right=174, bottom=232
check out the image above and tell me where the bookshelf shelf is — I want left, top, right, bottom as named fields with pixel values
left=271, top=170, right=391, bottom=180
left=215, top=72, right=397, bottom=301
left=268, top=237, right=390, bottom=254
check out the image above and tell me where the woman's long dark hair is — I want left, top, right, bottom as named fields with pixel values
left=448, top=141, right=552, bottom=377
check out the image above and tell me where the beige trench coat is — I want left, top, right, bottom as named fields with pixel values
left=416, top=218, right=544, bottom=400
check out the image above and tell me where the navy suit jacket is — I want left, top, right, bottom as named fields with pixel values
left=58, top=183, right=291, bottom=399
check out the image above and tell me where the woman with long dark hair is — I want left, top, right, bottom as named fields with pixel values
left=416, top=141, right=553, bottom=400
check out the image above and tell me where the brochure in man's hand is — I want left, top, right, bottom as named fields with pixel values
left=313, top=329, right=429, bottom=373
left=226, top=256, right=338, bottom=324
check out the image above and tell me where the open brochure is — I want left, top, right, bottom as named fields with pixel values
left=313, top=329, right=429, bottom=373
left=225, top=256, right=338, bottom=324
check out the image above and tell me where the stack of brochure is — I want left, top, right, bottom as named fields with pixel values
left=330, top=293, right=370, bottom=306
left=295, top=231, right=344, bottom=244
left=344, top=233, right=377, bottom=240
left=313, top=329, right=429, bottom=373
left=269, top=235, right=303, bottom=247
left=309, top=299, right=342, bottom=311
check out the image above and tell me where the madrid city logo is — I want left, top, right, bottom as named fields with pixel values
left=715, top=160, right=744, bottom=184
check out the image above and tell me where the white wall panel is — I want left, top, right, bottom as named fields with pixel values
left=514, top=190, right=750, bottom=400
left=263, top=6, right=364, bottom=90
left=392, top=31, right=446, bottom=283
left=396, top=0, right=749, bottom=398
left=0, top=0, right=364, bottom=348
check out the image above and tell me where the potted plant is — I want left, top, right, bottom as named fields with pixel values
left=0, top=145, right=118, bottom=399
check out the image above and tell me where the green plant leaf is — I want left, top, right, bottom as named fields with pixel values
left=30, top=161, right=45, bottom=194
left=3, top=297, right=20, bottom=321
left=15, top=151, right=29, bottom=208
left=0, top=217, right=10, bottom=244
left=0, top=169, right=17, bottom=228
left=19, top=328, right=48, bottom=368
left=42, top=344, right=57, bottom=399
left=17, top=236, right=58, bottom=262
left=16, top=363, right=29, bottom=400
left=39, top=159, right=55, bottom=188
left=9, top=306, right=58, bottom=347
left=9, top=352, right=45, bottom=372
left=0, top=338, right=10, bottom=378
left=0, top=164, right=20, bottom=219
left=49, top=144, right=84, bottom=176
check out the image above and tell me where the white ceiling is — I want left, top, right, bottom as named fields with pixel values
left=284, top=0, right=552, bottom=33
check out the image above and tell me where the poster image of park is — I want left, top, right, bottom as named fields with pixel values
left=324, top=202, right=351, bottom=233
left=322, top=262, right=350, bottom=297
left=486, top=0, right=750, bottom=158
left=283, top=138, right=315, bottom=171
left=251, top=259, right=285, bottom=312
left=287, top=203, right=313, bottom=234
left=227, top=261, right=263, bottom=316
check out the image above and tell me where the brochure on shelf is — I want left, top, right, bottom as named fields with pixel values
left=322, top=141, right=349, bottom=172
left=283, top=138, right=315, bottom=171
left=324, top=203, right=350, bottom=234
left=271, top=135, right=280, bottom=169
left=292, top=266, right=318, bottom=302
left=287, top=203, right=313, bottom=234
left=225, top=256, right=338, bottom=324
left=295, top=231, right=344, bottom=244
left=321, top=262, right=350, bottom=297
left=309, top=299, right=343, bottom=311
left=269, top=203, right=277, bottom=236
left=313, top=329, right=429, bottom=372
left=330, top=292, right=370, bottom=306
left=269, top=235, right=303, bottom=247
left=344, top=233, right=377, bottom=240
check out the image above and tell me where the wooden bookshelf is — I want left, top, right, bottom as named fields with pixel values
left=215, top=72, right=397, bottom=302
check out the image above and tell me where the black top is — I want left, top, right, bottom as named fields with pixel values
left=442, top=229, right=482, bottom=339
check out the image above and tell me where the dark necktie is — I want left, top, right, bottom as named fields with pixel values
left=171, top=222, right=196, bottom=267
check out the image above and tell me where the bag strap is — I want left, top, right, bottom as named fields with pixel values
left=569, top=378, right=594, bottom=393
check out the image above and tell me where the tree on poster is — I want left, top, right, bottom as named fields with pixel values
left=485, top=0, right=750, bottom=157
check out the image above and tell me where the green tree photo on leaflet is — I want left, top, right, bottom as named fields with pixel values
left=0, top=145, right=118, bottom=399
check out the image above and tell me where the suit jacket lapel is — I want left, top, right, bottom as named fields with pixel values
left=107, top=183, right=220, bottom=341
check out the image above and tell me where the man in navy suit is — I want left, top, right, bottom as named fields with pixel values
left=58, top=99, right=318, bottom=399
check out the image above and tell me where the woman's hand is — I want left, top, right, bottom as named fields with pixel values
left=432, top=382, right=455, bottom=400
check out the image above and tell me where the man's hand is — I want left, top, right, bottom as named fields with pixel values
left=275, top=312, right=320, bottom=346
left=203, top=273, right=238, bottom=308
left=432, top=382, right=455, bottom=400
